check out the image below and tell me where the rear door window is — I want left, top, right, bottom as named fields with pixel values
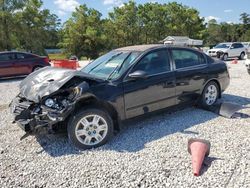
left=235, top=43, right=243, bottom=48
left=171, top=49, right=206, bottom=69
left=0, top=54, right=15, bottom=61
left=16, top=53, right=35, bottom=59
left=133, top=49, right=171, bottom=75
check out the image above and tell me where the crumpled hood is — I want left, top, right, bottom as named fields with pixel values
left=19, top=67, right=100, bottom=103
left=209, top=48, right=228, bottom=53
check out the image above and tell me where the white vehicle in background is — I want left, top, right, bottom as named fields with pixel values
left=242, top=42, right=250, bottom=53
left=207, top=42, right=246, bottom=61
left=246, top=51, right=250, bottom=75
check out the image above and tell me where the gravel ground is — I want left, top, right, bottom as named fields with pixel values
left=0, top=60, right=250, bottom=187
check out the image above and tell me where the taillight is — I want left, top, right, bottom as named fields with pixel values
left=44, top=57, right=50, bottom=64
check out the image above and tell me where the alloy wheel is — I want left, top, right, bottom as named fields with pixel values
left=75, top=114, right=108, bottom=146
left=204, top=84, right=218, bottom=105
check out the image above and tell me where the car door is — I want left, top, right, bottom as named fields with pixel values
left=0, top=53, right=16, bottom=77
left=14, top=53, right=33, bottom=75
left=229, top=43, right=238, bottom=57
left=123, top=49, right=176, bottom=119
left=171, top=48, right=208, bottom=104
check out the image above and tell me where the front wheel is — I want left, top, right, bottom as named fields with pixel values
left=200, top=81, right=219, bottom=107
left=67, top=108, right=113, bottom=150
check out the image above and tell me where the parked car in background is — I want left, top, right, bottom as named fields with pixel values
left=207, top=42, right=246, bottom=61
left=246, top=51, right=250, bottom=75
left=10, top=44, right=230, bottom=149
left=242, top=42, right=250, bottom=53
left=0, top=51, right=50, bottom=78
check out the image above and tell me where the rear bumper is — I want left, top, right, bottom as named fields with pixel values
left=219, top=74, right=230, bottom=93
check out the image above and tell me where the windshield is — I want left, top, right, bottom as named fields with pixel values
left=82, top=51, right=140, bottom=80
left=214, top=43, right=231, bottom=49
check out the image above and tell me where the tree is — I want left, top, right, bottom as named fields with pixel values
left=104, top=1, right=205, bottom=47
left=59, top=5, right=106, bottom=59
left=18, top=0, right=60, bottom=54
left=0, top=0, right=60, bottom=54
left=0, top=0, right=27, bottom=50
left=239, top=13, right=250, bottom=41
left=106, top=0, right=140, bottom=47
left=204, top=19, right=223, bottom=46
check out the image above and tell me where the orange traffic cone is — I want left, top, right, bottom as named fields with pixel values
left=188, top=138, right=211, bottom=176
left=231, top=58, right=238, bottom=64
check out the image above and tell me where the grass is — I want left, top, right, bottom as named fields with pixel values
left=48, top=53, right=67, bottom=60
left=48, top=53, right=88, bottom=60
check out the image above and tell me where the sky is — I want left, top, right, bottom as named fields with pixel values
left=42, top=0, right=250, bottom=24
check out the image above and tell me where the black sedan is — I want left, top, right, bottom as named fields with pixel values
left=10, top=44, right=230, bottom=149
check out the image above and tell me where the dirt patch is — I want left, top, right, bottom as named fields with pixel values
left=0, top=104, right=8, bottom=111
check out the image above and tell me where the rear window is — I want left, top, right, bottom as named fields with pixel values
left=0, top=54, right=15, bottom=61
left=16, top=53, right=35, bottom=59
left=234, top=43, right=244, bottom=48
left=172, top=49, right=206, bottom=69
left=207, top=56, right=215, bottom=63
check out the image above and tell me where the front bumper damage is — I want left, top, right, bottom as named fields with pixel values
left=9, top=67, right=99, bottom=139
left=10, top=94, right=75, bottom=137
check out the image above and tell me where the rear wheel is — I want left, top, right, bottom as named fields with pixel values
left=200, top=81, right=219, bottom=107
left=67, top=108, right=113, bottom=150
left=222, top=53, right=228, bottom=61
left=239, top=52, right=245, bottom=60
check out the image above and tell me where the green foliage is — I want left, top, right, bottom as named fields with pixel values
left=59, top=5, right=106, bottom=59
left=1, top=1, right=250, bottom=58
left=0, top=0, right=60, bottom=55
left=106, top=1, right=205, bottom=46
left=204, top=13, right=250, bottom=46
left=48, top=53, right=67, bottom=60
left=61, top=1, right=206, bottom=58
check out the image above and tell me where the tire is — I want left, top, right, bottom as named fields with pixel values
left=67, top=108, right=113, bottom=150
left=248, top=69, right=250, bottom=75
left=200, top=81, right=219, bottom=107
left=222, top=53, right=228, bottom=61
left=33, top=66, right=43, bottom=72
left=239, top=52, right=245, bottom=60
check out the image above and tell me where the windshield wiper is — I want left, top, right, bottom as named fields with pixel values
left=107, top=53, right=131, bottom=80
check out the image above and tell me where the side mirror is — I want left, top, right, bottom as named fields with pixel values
left=230, top=46, right=234, bottom=49
left=128, top=70, right=148, bottom=79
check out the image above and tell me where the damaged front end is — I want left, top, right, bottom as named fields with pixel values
left=10, top=83, right=88, bottom=138
left=9, top=67, right=96, bottom=139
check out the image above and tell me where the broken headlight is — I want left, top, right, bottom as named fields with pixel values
left=45, top=98, right=55, bottom=108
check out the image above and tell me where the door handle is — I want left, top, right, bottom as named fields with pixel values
left=166, top=81, right=174, bottom=85
left=193, top=75, right=202, bottom=80
left=163, top=81, right=175, bottom=88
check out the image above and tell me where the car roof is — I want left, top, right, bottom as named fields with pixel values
left=219, top=42, right=244, bottom=44
left=0, top=51, right=38, bottom=56
left=114, top=44, right=199, bottom=52
left=114, top=44, right=165, bottom=52
left=219, top=42, right=232, bottom=44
